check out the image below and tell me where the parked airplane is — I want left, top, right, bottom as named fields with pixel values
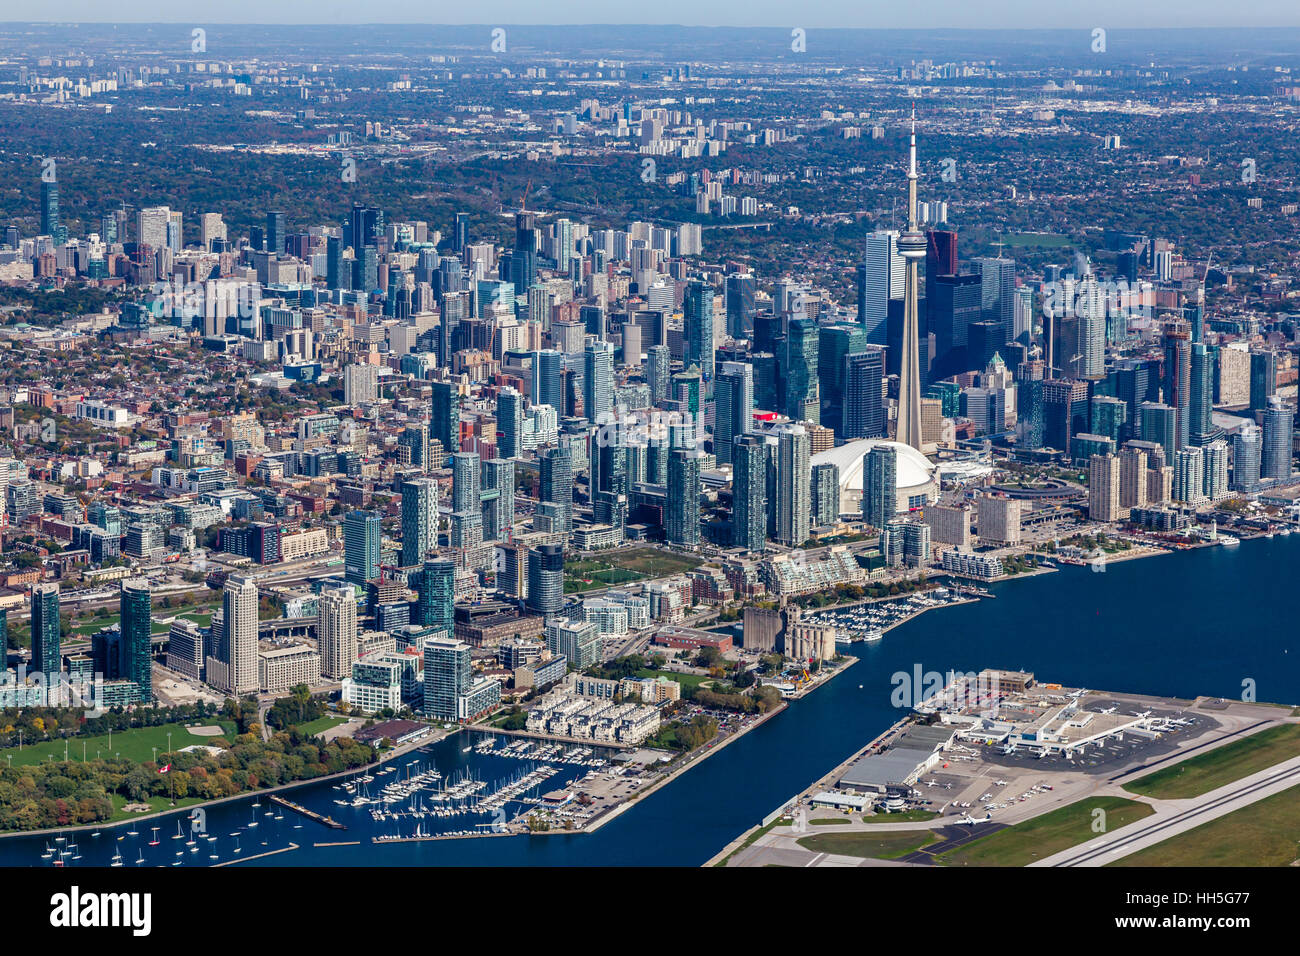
left=1099, top=706, right=1117, bottom=715
left=958, top=813, right=992, bottom=825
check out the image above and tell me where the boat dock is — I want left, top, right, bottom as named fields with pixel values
left=270, top=795, right=346, bottom=830
left=214, top=842, right=299, bottom=866
left=371, top=831, right=513, bottom=844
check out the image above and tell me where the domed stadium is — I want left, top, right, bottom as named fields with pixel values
left=810, top=438, right=939, bottom=516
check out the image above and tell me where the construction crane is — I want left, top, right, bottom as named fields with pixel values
left=519, top=178, right=532, bottom=213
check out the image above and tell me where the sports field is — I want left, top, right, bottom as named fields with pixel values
left=0, top=722, right=236, bottom=769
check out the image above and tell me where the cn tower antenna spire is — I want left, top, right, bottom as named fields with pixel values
left=909, top=105, right=917, bottom=180
left=894, top=105, right=926, bottom=453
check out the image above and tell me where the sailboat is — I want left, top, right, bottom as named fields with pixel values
left=173, top=821, right=185, bottom=840
left=149, top=827, right=160, bottom=846
left=110, top=849, right=123, bottom=867
left=232, top=835, right=242, bottom=854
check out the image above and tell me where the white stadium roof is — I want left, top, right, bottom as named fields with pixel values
left=811, top=439, right=937, bottom=494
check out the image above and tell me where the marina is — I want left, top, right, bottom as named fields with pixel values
left=805, top=585, right=988, bottom=645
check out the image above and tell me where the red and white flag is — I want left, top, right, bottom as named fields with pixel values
left=158, top=763, right=171, bottom=774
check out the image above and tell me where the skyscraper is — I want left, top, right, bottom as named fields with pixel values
left=667, top=449, right=702, bottom=548
left=684, top=280, right=716, bottom=390
left=416, top=559, right=456, bottom=631
left=512, top=211, right=538, bottom=295
left=646, top=344, right=670, bottom=404
left=863, top=444, right=897, bottom=529
left=318, top=586, right=359, bottom=680
left=782, top=317, right=820, bottom=424
left=1119, top=446, right=1149, bottom=511
left=344, top=510, right=382, bottom=585
left=431, top=379, right=461, bottom=456
left=1090, top=395, right=1128, bottom=443
left=1250, top=350, right=1277, bottom=414
left=1163, top=327, right=1192, bottom=451
left=774, top=424, right=811, bottom=547
left=326, top=235, right=349, bottom=291
left=526, top=544, right=564, bottom=618
left=1189, top=342, right=1219, bottom=446
left=534, top=350, right=565, bottom=411
left=1262, top=397, right=1294, bottom=480
left=861, top=230, right=903, bottom=342
left=818, top=324, right=868, bottom=436
left=266, top=210, right=285, bottom=255
left=925, top=228, right=958, bottom=307
left=844, top=349, right=886, bottom=439
left=422, top=635, right=471, bottom=720
left=496, top=386, right=523, bottom=459
left=30, top=583, right=61, bottom=678
left=725, top=272, right=756, bottom=339
left=713, top=361, right=753, bottom=466
left=350, top=203, right=384, bottom=251
left=895, top=113, right=926, bottom=451
left=41, top=178, right=64, bottom=245
left=1089, top=454, right=1124, bottom=521
left=450, top=452, right=481, bottom=514
left=400, top=478, right=439, bottom=567
left=811, top=462, right=841, bottom=526
left=539, top=447, right=573, bottom=534
left=214, top=574, right=258, bottom=695
left=583, top=340, right=614, bottom=422
left=454, top=212, right=470, bottom=252
left=481, top=458, right=515, bottom=542
left=1231, top=422, right=1263, bottom=492
left=974, top=256, right=1016, bottom=340
left=731, top=435, right=767, bottom=552
left=120, top=578, right=153, bottom=703
left=1139, top=402, right=1178, bottom=462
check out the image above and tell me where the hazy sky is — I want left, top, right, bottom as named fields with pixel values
left=7, top=1, right=1300, bottom=29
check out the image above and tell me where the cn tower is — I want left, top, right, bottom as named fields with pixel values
left=894, top=109, right=926, bottom=452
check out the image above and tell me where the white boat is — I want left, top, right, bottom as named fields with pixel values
left=1218, top=535, right=1240, bottom=547
left=863, top=629, right=883, bottom=643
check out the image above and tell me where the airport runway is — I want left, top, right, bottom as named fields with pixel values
left=1031, top=754, right=1300, bottom=867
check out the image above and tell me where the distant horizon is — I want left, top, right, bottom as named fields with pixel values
left=7, top=22, right=1300, bottom=31
left=4, top=1, right=1300, bottom=31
